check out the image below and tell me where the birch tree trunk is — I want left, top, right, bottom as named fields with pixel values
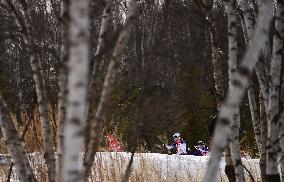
left=266, top=1, right=284, bottom=181
left=0, top=96, right=35, bottom=182
left=240, top=0, right=269, bottom=111
left=62, top=0, right=90, bottom=181
left=239, top=0, right=254, bottom=42
left=20, top=8, right=56, bottom=182
left=85, top=0, right=113, bottom=154
left=256, top=0, right=271, bottom=112
left=6, top=0, right=56, bottom=181
left=83, top=0, right=137, bottom=179
left=203, top=1, right=273, bottom=181
left=239, top=0, right=262, bottom=152
left=240, top=0, right=269, bottom=112
left=226, top=0, right=245, bottom=181
left=239, top=1, right=267, bottom=180
left=203, top=4, right=235, bottom=181
left=56, top=0, right=69, bottom=181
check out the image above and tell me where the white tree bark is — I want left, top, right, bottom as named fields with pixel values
left=56, top=0, right=69, bottom=181
left=266, top=0, right=284, bottom=181
left=21, top=9, right=56, bottom=182
left=240, top=0, right=269, bottom=110
left=239, top=0, right=269, bottom=112
left=0, top=95, right=35, bottom=182
left=83, top=0, right=137, bottom=179
left=62, top=0, right=90, bottom=181
left=201, top=4, right=236, bottom=180
left=255, top=0, right=271, bottom=113
left=94, top=0, right=112, bottom=57
left=239, top=0, right=254, bottom=40
left=239, top=0, right=262, bottom=153
left=5, top=0, right=56, bottom=181
left=85, top=0, right=113, bottom=154
left=203, top=1, right=273, bottom=181
left=239, top=2, right=269, bottom=180
left=226, top=0, right=245, bottom=181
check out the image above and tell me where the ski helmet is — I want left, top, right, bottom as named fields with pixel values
left=173, top=132, right=180, bottom=138
left=197, top=141, right=204, bottom=145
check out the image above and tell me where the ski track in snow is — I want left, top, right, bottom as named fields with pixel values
left=0, top=152, right=260, bottom=182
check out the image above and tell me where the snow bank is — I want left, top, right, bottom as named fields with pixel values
left=0, top=152, right=260, bottom=182
left=90, top=152, right=260, bottom=182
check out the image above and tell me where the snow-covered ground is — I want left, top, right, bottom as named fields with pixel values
left=0, top=152, right=260, bottom=182
left=91, top=152, right=260, bottom=182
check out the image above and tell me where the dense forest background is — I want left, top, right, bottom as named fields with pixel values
left=0, top=0, right=258, bottom=156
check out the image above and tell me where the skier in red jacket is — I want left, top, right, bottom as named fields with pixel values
left=107, top=134, right=122, bottom=152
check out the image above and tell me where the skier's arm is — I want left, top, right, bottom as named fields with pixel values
left=163, top=143, right=175, bottom=150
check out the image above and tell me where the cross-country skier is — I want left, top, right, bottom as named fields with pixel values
left=194, top=141, right=209, bottom=156
left=163, top=132, right=188, bottom=155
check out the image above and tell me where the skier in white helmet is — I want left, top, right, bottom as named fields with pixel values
left=163, top=132, right=188, bottom=155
